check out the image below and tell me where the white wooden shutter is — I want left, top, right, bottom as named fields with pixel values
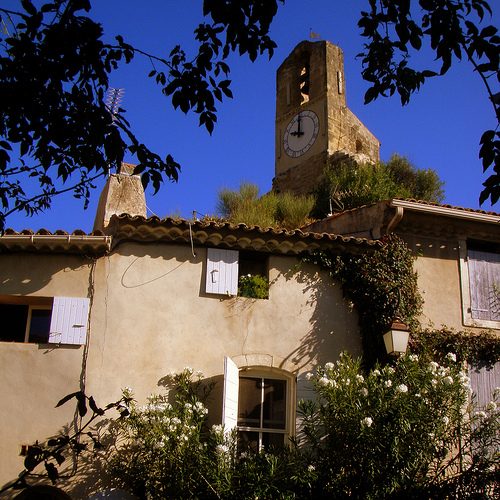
left=222, top=356, right=239, bottom=433
left=206, top=248, right=239, bottom=296
left=468, top=250, right=500, bottom=321
left=48, top=297, right=90, bottom=345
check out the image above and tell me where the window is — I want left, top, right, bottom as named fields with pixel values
left=460, top=240, right=500, bottom=328
left=238, top=375, right=287, bottom=450
left=205, top=248, right=269, bottom=299
left=0, top=296, right=90, bottom=345
left=300, top=56, right=310, bottom=104
left=222, top=357, right=293, bottom=452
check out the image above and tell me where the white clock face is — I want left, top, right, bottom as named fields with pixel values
left=283, top=110, right=320, bottom=158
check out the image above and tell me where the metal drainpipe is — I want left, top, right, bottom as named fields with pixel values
left=386, top=206, right=404, bottom=234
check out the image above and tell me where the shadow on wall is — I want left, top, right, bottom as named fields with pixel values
left=0, top=253, right=94, bottom=296
left=279, top=260, right=361, bottom=370
left=0, top=373, right=223, bottom=500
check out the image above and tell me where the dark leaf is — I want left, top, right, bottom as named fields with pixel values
left=55, top=391, right=81, bottom=408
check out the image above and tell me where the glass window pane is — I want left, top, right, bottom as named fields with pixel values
left=262, top=432, right=285, bottom=449
left=238, top=377, right=262, bottom=428
left=263, top=378, right=286, bottom=429
left=238, top=431, right=259, bottom=453
left=0, top=304, right=29, bottom=342
left=28, top=309, right=52, bottom=343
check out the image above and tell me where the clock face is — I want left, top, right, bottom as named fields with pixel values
left=283, top=110, right=320, bottom=158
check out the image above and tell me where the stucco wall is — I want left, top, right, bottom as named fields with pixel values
left=0, top=253, right=94, bottom=494
left=0, top=243, right=361, bottom=496
left=402, top=234, right=464, bottom=330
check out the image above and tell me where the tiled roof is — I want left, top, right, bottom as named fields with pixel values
left=107, top=214, right=382, bottom=254
left=0, top=215, right=381, bottom=255
left=0, top=228, right=111, bottom=254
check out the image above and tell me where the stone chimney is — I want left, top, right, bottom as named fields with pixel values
left=93, top=163, right=147, bottom=232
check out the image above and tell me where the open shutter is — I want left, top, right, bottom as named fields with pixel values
left=468, top=250, right=500, bottom=321
left=222, top=356, right=239, bottom=433
left=48, top=297, right=90, bottom=345
left=206, top=248, right=239, bottom=296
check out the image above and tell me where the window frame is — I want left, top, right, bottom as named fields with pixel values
left=459, top=239, right=500, bottom=328
left=237, top=371, right=290, bottom=451
left=205, top=248, right=269, bottom=299
left=222, top=356, right=296, bottom=452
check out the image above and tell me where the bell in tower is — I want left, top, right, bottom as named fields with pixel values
left=273, top=40, right=380, bottom=196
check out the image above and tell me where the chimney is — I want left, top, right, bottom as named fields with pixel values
left=93, top=163, right=147, bottom=232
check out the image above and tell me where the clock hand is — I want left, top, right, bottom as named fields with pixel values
left=291, top=115, right=304, bottom=137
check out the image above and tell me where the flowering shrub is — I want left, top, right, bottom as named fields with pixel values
left=299, top=352, right=500, bottom=500
left=106, top=368, right=233, bottom=499
left=106, top=368, right=317, bottom=499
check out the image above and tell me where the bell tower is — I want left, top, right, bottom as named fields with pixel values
left=273, top=40, right=380, bottom=196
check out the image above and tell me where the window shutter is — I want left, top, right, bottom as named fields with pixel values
left=468, top=250, right=500, bottom=321
left=469, top=361, right=500, bottom=407
left=222, top=356, right=239, bottom=433
left=206, top=248, right=239, bottom=296
left=48, top=297, right=90, bottom=345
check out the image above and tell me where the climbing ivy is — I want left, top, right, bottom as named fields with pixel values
left=302, top=234, right=422, bottom=366
left=412, top=328, right=500, bottom=367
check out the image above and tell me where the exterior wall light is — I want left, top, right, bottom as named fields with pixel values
left=383, top=315, right=409, bottom=356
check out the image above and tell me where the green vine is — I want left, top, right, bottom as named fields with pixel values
left=411, top=328, right=500, bottom=367
left=302, top=233, right=500, bottom=366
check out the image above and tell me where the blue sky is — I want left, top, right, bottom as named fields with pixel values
left=4, top=0, right=500, bottom=232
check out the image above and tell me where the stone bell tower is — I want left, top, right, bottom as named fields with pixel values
left=273, top=40, right=380, bottom=196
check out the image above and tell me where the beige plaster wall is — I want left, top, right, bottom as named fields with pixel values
left=0, top=243, right=361, bottom=497
left=0, top=253, right=93, bottom=494
left=403, top=235, right=464, bottom=330
left=85, top=242, right=361, bottom=404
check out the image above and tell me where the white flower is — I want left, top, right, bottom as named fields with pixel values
left=495, top=387, right=500, bottom=396
left=372, top=369, right=381, bottom=377
left=305, top=372, right=314, bottom=381
left=396, top=384, right=408, bottom=394
left=442, top=416, right=449, bottom=426
left=488, top=401, right=497, bottom=411
left=216, top=444, right=229, bottom=455
left=325, top=362, right=335, bottom=371
left=212, top=424, right=223, bottom=434
left=409, top=354, right=418, bottom=362
left=183, top=366, right=193, bottom=374
left=356, top=374, right=365, bottom=383
left=428, top=361, right=439, bottom=373
left=318, top=376, right=330, bottom=387
left=443, top=376, right=454, bottom=385
left=476, top=411, right=487, bottom=419
left=360, top=387, right=369, bottom=397
left=384, top=380, right=392, bottom=388
left=445, top=352, right=457, bottom=363
left=308, top=465, right=315, bottom=472
left=195, top=370, right=204, bottom=379
left=361, top=416, right=373, bottom=428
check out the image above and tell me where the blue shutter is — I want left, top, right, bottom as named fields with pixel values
left=48, top=297, right=90, bottom=345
